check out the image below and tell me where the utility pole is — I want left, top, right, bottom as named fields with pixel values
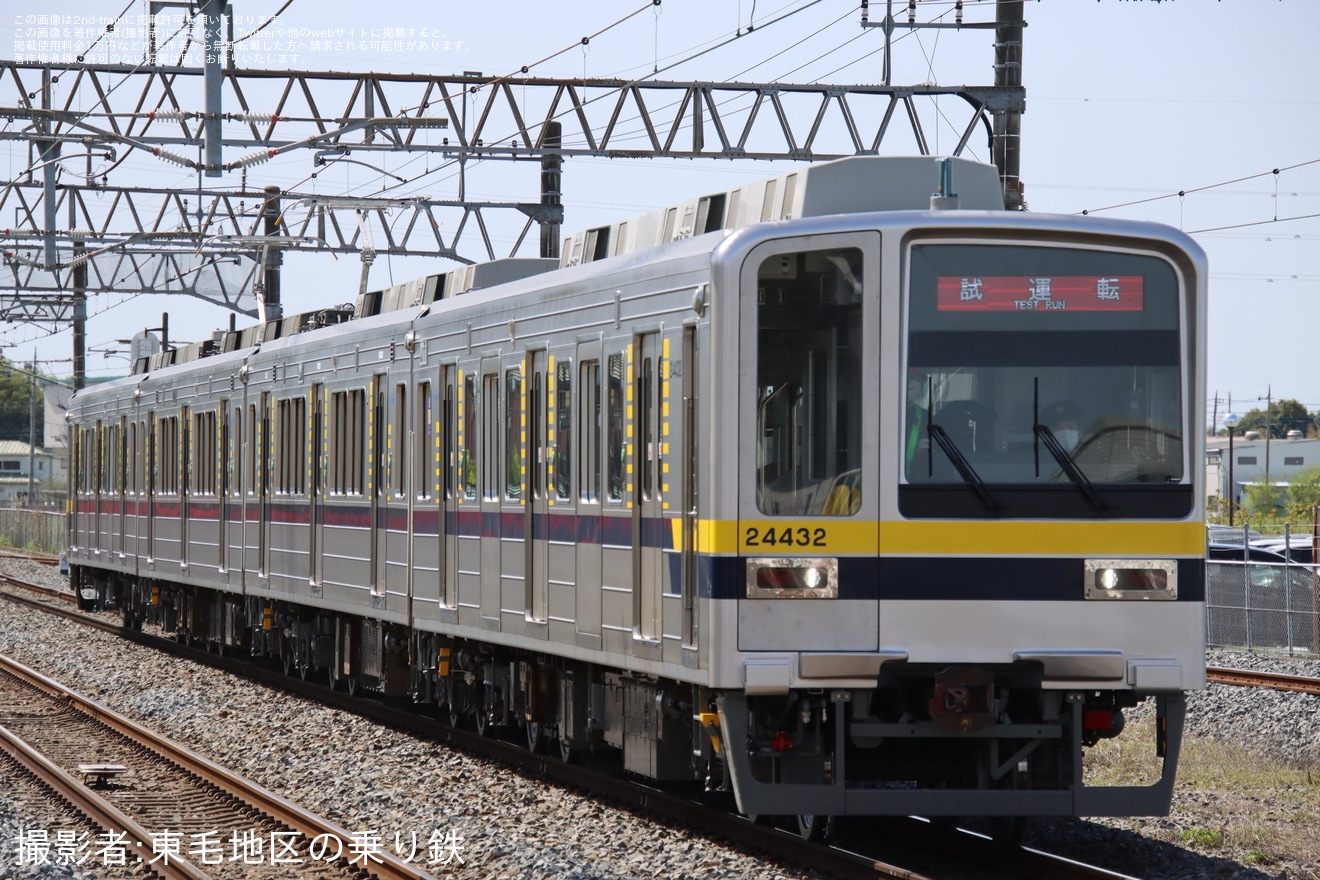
left=993, top=0, right=1025, bottom=210
left=27, top=350, right=36, bottom=508
left=1260, top=386, right=1273, bottom=488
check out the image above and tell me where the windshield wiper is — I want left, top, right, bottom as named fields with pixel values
left=1034, top=423, right=1109, bottom=513
left=928, top=423, right=1001, bottom=513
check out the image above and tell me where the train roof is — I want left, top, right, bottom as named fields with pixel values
left=123, top=155, right=1005, bottom=377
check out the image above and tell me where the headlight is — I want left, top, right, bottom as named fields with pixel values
left=746, top=558, right=838, bottom=598
left=1084, top=559, right=1178, bottom=600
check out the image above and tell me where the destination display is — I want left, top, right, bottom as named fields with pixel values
left=936, top=275, right=1145, bottom=312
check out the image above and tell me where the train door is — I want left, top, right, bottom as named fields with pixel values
left=525, top=349, right=548, bottom=633
left=479, top=359, right=502, bottom=627
left=218, top=403, right=229, bottom=575
left=146, top=412, right=156, bottom=566
left=680, top=325, right=698, bottom=650
left=258, top=392, right=272, bottom=579
left=409, top=374, right=437, bottom=612
left=633, top=332, right=664, bottom=643
left=370, top=374, right=386, bottom=599
left=91, top=421, right=103, bottom=553
left=441, top=366, right=458, bottom=612
left=120, top=417, right=132, bottom=561
left=310, top=384, right=324, bottom=589
left=179, top=406, right=190, bottom=570
left=575, top=352, right=603, bottom=640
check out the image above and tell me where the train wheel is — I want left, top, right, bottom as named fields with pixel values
left=346, top=676, right=360, bottom=698
left=282, top=651, right=295, bottom=677
left=989, top=816, right=1027, bottom=846
left=525, top=722, right=545, bottom=754
left=796, top=814, right=833, bottom=843
left=558, top=738, right=577, bottom=764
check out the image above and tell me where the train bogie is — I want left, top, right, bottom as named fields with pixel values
left=67, top=155, right=1206, bottom=825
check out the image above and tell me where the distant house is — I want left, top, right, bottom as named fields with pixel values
left=0, top=440, right=65, bottom=505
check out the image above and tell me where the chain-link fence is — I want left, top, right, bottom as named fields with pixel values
left=1206, top=560, right=1320, bottom=656
left=0, top=507, right=66, bottom=556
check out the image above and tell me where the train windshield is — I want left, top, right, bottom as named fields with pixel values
left=904, top=243, right=1185, bottom=491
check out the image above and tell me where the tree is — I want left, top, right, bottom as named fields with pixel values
left=1285, top=465, right=1320, bottom=522
left=1236, top=398, right=1313, bottom=438
left=0, top=356, right=46, bottom=444
left=1241, top=481, right=1286, bottom=519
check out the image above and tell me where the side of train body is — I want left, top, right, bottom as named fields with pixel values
left=67, top=156, right=1208, bottom=827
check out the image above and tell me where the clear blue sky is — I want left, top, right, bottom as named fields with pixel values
left=3, top=1, right=1317, bottom=428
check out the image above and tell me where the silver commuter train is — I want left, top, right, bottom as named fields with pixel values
left=67, top=155, right=1207, bottom=834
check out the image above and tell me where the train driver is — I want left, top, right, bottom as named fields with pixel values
left=1042, top=400, right=1082, bottom=453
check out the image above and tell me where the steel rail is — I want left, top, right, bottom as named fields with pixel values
left=0, top=722, right=209, bottom=880
left=1206, top=666, right=1320, bottom=697
left=0, top=653, right=438, bottom=880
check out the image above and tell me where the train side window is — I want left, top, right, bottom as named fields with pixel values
left=276, top=399, right=290, bottom=494
left=640, top=356, right=655, bottom=501
left=394, top=382, right=407, bottom=498
left=580, top=360, right=601, bottom=504
left=193, top=410, right=216, bottom=496
left=754, top=246, right=865, bottom=516
left=504, top=367, right=522, bottom=501
left=159, top=415, right=179, bottom=495
left=275, top=398, right=305, bottom=495
left=607, top=354, right=625, bottom=503
left=416, top=381, right=433, bottom=500
left=481, top=374, right=501, bottom=501
left=104, top=423, right=119, bottom=494
left=329, top=389, right=365, bottom=495
left=555, top=359, right=572, bottom=501
left=129, top=422, right=139, bottom=495
left=461, top=374, right=477, bottom=500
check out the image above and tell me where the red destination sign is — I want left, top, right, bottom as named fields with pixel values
left=935, top=275, right=1144, bottom=312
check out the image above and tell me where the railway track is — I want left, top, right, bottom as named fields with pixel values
left=1205, top=666, right=1320, bottom=696
left=0, top=578, right=1145, bottom=880
left=0, top=652, right=437, bottom=879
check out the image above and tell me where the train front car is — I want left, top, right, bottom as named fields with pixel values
left=711, top=173, right=1206, bottom=831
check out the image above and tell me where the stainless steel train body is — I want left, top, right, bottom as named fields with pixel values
left=67, top=156, right=1208, bottom=828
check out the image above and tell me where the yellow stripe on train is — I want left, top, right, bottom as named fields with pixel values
left=671, top=519, right=1204, bottom=556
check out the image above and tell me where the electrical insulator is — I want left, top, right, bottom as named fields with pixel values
left=152, top=147, right=193, bottom=168
left=230, top=113, right=282, bottom=124
left=860, top=0, right=868, bottom=25
left=148, top=109, right=191, bottom=122
left=230, top=149, right=277, bottom=169
left=955, top=1, right=963, bottom=25
left=908, top=0, right=917, bottom=25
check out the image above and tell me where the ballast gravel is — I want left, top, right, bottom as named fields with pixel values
left=1, top=559, right=1317, bottom=879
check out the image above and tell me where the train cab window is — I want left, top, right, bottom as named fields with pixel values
left=754, top=246, right=864, bottom=516
left=902, top=243, right=1188, bottom=518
